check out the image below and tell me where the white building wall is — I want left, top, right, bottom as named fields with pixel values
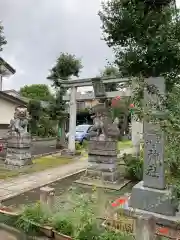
left=0, top=98, right=17, bottom=124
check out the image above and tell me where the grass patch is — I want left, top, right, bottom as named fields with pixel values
left=0, top=156, right=72, bottom=180
left=118, top=140, right=132, bottom=150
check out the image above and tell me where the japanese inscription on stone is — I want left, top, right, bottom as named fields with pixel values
left=143, top=133, right=165, bottom=189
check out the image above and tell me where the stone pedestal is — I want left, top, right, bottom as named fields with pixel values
left=75, top=138, right=131, bottom=190
left=129, top=181, right=176, bottom=216
left=86, top=139, right=119, bottom=183
left=40, top=186, right=55, bottom=210
left=5, top=132, right=32, bottom=167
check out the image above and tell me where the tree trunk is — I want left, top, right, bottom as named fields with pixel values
left=56, top=119, right=67, bottom=149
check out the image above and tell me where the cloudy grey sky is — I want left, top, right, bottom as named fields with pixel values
left=0, top=0, right=114, bottom=91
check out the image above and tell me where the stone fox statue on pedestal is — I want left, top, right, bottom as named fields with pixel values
left=88, top=103, right=120, bottom=140
left=8, top=107, right=29, bottom=136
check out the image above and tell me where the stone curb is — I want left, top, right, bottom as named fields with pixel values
left=32, top=137, right=56, bottom=142
left=32, top=151, right=61, bottom=159
left=0, top=151, right=62, bottom=161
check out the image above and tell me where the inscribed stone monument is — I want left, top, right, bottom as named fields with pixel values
left=5, top=106, right=32, bottom=167
left=129, top=77, right=177, bottom=216
left=143, top=132, right=165, bottom=189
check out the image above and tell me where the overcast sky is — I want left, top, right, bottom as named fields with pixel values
left=0, top=0, right=114, bottom=91
left=0, top=0, right=180, bottom=91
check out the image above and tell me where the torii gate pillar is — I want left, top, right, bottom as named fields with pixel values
left=68, top=86, right=77, bottom=153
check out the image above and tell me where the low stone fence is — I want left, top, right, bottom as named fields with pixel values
left=31, top=137, right=57, bottom=142
left=0, top=136, right=56, bottom=145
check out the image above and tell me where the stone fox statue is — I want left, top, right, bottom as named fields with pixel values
left=88, top=103, right=120, bottom=140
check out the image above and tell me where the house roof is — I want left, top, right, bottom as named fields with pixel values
left=0, top=91, right=27, bottom=106
left=3, top=89, right=49, bottom=108
left=3, top=89, right=19, bottom=94
left=3, top=89, right=29, bottom=103
left=0, top=57, right=16, bottom=76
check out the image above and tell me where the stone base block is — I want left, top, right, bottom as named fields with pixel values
left=121, top=201, right=180, bottom=230
left=88, top=155, right=118, bottom=164
left=5, top=158, right=32, bottom=167
left=75, top=178, right=131, bottom=191
left=129, top=181, right=177, bottom=216
left=88, top=162, right=117, bottom=172
left=5, top=148, right=32, bottom=167
left=102, top=171, right=119, bottom=182
left=7, top=132, right=31, bottom=148
left=86, top=168, right=119, bottom=183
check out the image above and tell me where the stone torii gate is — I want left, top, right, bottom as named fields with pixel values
left=61, top=77, right=142, bottom=153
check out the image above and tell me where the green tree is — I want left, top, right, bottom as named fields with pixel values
left=48, top=52, right=83, bottom=85
left=20, top=84, right=55, bottom=137
left=100, top=64, right=120, bottom=91
left=20, top=84, right=53, bottom=101
left=47, top=52, right=83, bottom=148
left=0, top=22, right=7, bottom=51
left=99, top=1, right=180, bottom=90
left=99, top=0, right=180, bottom=156
left=27, top=100, right=42, bottom=136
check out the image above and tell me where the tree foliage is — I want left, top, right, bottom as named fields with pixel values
left=100, top=65, right=119, bottom=78
left=27, top=100, right=42, bottom=135
left=100, top=64, right=120, bottom=91
left=48, top=52, right=83, bottom=118
left=99, top=0, right=180, bottom=89
left=48, top=52, right=83, bottom=87
left=20, top=84, right=52, bottom=101
left=48, top=90, right=67, bottom=121
left=0, top=22, right=7, bottom=51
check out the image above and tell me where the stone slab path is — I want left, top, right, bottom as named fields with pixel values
left=0, top=148, right=133, bottom=202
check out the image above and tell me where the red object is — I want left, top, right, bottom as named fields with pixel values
left=115, top=96, right=121, bottom=100
left=158, top=227, right=169, bottom=235
left=117, top=198, right=127, bottom=205
left=111, top=197, right=128, bottom=207
left=129, top=103, right=134, bottom=108
left=111, top=96, right=121, bottom=107
left=111, top=202, right=118, bottom=207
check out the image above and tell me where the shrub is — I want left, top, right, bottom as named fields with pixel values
left=99, top=230, right=133, bottom=240
left=77, top=221, right=101, bottom=240
left=82, top=140, right=88, bottom=150
left=16, top=202, right=51, bottom=233
left=75, top=142, right=83, bottom=151
left=50, top=213, right=74, bottom=237
left=123, top=153, right=143, bottom=181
